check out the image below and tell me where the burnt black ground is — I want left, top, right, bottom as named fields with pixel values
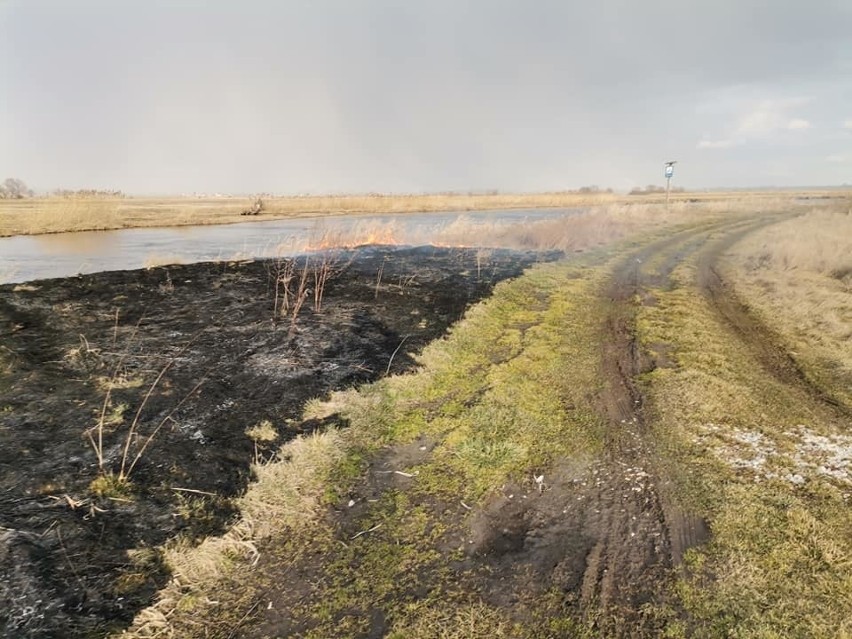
left=0, top=245, right=559, bottom=639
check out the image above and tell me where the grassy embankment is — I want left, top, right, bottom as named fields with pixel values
left=636, top=203, right=852, bottom=637
left=0, top=190, right=840, bottom=237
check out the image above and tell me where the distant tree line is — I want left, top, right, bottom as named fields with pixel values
left=629, top=185, right=685, bottom=195
left=0, top=178, right=34, bottom=199
left=576, top=185, right=614, bottom=194
left=0, top=178, right=125, bottom=199
left=52, top=189, right=125, bottom=198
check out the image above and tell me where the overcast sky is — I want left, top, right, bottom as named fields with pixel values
left=2, top=1, right=851, bottom=194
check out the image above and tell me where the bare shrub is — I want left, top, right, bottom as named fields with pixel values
left=312, top=252, right=340, bottom=313
left=268, top=257, right=296, bottom=321
left=288, top=257, right=311, bottom=336
left=85, top=326, right=206, bottom=488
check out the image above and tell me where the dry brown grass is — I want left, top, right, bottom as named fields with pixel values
left=126, top=430, right=346, bottom=637
left=724, top=201, right=852, bottom=406
left=0, top=197, right=124, bottom=235
left=2, top=190, right=845, bottom=238
left=293, top=196, right=815, bottom=255
left=731, top=203, right=852, bottom=278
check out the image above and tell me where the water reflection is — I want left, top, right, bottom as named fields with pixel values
left=32, top=229, right=120, bottom=256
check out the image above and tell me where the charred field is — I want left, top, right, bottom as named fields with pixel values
left=0, top=245, right=559, bottom=638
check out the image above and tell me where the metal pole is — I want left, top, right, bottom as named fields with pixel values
left=666, top=176, right=670, bottom=209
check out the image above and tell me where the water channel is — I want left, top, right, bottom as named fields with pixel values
left=0, top=207, right=581, bottom=284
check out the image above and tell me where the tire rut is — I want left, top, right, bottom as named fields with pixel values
left=575, top=210, right=852, bottom=635
left=695, top=216, right=851, bottom=419
left=460, top=221, right=771, bottom=637
left=575, top=218, right=770, bottom=634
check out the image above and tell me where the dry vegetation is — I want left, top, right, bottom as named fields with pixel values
left=288, top=195, right=817, bottom=256
left=723, top=201, right=852, bottom=406
left=637, top=225, right=852, bottom=637
left=6, top=192, right=843, bottom=637
left=114, top=196, right=852, bottom=638
left=0, top=190, right=840, bottom=237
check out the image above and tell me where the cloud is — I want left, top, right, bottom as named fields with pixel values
left=737, top=108, right=785, bottom=135
left=2, top=2, right=852, bottom=191
left=826, top=154, right=848, bottom=164
left=734, top=98, right=813, bottom=136
left=786, top=118, right=811, bottom=130
left=697, top=139, right=736, bottom=149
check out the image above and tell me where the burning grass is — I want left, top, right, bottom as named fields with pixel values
left=294, top=195, right=817, bottom=256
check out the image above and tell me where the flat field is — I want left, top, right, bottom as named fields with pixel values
left=0, top=190, right=839, bottom=237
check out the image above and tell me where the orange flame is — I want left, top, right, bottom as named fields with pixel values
left=298, top=226, right=481, bottom=253
left=302, top=228, right=402, bottom=251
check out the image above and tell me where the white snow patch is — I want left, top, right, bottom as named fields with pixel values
left=696, top=423, right=852, bottom=486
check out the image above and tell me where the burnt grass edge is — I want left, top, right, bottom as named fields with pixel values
left=0, top=245, right=562, bottom=638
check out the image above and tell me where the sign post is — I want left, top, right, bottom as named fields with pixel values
left=664, top=161, right=677, bottom=209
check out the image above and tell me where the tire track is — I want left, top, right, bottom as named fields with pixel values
left=453, top=217, right=800, bottom=637
left=696, top=218, right=851, bottom=419
left=575, top=216, right=779, bottom=635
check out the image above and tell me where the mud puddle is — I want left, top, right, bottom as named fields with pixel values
left=0, top=245, right=559, bottom=638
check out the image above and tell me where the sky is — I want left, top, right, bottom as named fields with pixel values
left=1, top=1, right=851, bottom=194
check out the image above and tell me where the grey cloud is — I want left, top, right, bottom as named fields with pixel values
left=1, top=0, right=851, bottom=192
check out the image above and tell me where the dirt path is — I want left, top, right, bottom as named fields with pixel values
left=568, top=223, right=746, bottom=634
left=467, top=217, right=801, bottom=635
left=577, top=210, right=852, bottom=635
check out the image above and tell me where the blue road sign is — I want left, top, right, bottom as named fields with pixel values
left=665, top=165, right=674, bottom=178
